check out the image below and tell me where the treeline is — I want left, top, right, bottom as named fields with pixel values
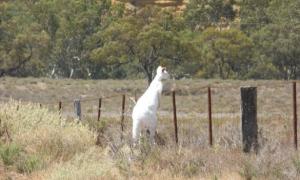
left=0, top=0, right=299, bottom=82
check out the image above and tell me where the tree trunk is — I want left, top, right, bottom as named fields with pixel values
left=142, top=63, right=154, bottom=86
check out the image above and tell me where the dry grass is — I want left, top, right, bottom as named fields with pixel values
left=0, top=77, right=300, bottom=179
left=0, top=100, right=96, bottom=179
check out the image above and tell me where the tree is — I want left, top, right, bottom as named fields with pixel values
left=90, top=7, right=189, bottom=84
left=27, top=0, right=124, bottom=78
left=240, top=0, right=272, bottom=34
left=184, top=0, right=236, bottom=31
left=250, top=0, right=300, bottom=79
left=0, top=1, right=50, bottom=77
left=196, top=28, right=253, bottom=79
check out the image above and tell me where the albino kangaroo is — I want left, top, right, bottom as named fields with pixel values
left=132, top=66, right=170, bottom=144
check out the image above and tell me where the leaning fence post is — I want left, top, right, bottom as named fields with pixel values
left=74, top=99, right=81, bottom=121
left=121, top=94, right=126, bottom=139
left=97, top=98, right=102, bottom=122
left=241, top=87, right=258, bottom=153
left=293, top=82, right=298, bottom=150
left=172, top=90, right=178, bottom=144
left=208, top=87, right=213, bottom=146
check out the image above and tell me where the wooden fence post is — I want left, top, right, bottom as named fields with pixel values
left=58, top=101, right=62, bottom=112
left=74, top=99, right=81, bottom=120
left=172, top=90, right=178, bottom=144
left=58, top=101, right=62, bottom=119
left=121, top=94, right=125, bottom=138
left=97, top=98, right=102, bottom=122
left=241, top=87, right=258, bottom=153
left=208, top=87, right=213, bottom=146
left=293, top=82, right=298, bottom=150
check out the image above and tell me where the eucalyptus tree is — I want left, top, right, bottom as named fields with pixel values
left=0, top=1, right=50, bottom=77
left=90, top=6, right=191, bottom=84
left=184, top=0, right=236, bottom=31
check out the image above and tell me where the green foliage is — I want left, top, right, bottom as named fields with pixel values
left=250, top=0, right=300, bottom=79
left=184, top=0, right=236, bottom=31
left=196, top=28, right=253, bottom=79
left=240, top=0, right=271, bottom=34
left=17, top=154, right=41, bottom=174
left=0, top=0, right=299, bottom=80
left=0, top=1, right=50, bottom=77
left=0, top=143, right=41, bottom=173
left=91, top=7, right=190, bottom=84
left=0, top=0, right=124, bottom=78
left=0, top=143, right=21, bottom=166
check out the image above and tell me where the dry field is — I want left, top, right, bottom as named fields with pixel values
left=0, top=77, right=300, bottom=180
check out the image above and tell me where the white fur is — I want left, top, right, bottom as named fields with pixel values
left=132, top=66, right=169, bottom=144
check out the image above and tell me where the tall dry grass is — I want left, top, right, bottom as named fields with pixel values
left=0, top=78, right=300, bottom=179
left=0, top=100, right=96, bottom=178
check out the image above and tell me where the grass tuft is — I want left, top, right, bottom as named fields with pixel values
left=0, top=143, right=21, bottom=166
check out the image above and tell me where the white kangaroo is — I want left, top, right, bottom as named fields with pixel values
left=132, top=66, right=170, bottom=144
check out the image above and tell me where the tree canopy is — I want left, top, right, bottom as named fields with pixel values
left=0, top=0, right=299, bottom=81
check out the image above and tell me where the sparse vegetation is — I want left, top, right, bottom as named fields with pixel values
left=0, top=0, right=299, bottom=178
left=16, top=154, right=41, bottom=174
left=0, top=78, right=299, bottom=179
left=239, top=160, right=257, bottom=180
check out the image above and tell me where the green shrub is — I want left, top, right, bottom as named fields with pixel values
left=293, top=157, right=300, bottom=175
left=17, top=154, right=41, bottom=174
left=0, top=143, right=21, bottom=166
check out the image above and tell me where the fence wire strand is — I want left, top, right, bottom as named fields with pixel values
left=1, top=80, right=299, bottom=148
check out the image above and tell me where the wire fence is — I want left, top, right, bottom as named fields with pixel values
left=0, top=80, right=299, bottom=151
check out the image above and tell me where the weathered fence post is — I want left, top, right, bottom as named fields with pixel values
left=74, top=99, right=81, bottom=120
left=241, top=87, right=258, bottom=153
left=58, top=101, right=62, bottom=119
left=208, top=87, right=213, bottom=146
left=172, top=90, right=178, bottom=144
left=293, top=82, right=298, bottom=150
left=121, top=94, right=126, bottom=138
left=97, top=98, right=102, bottom=122
left=58, top=101, right=62, bottom=112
